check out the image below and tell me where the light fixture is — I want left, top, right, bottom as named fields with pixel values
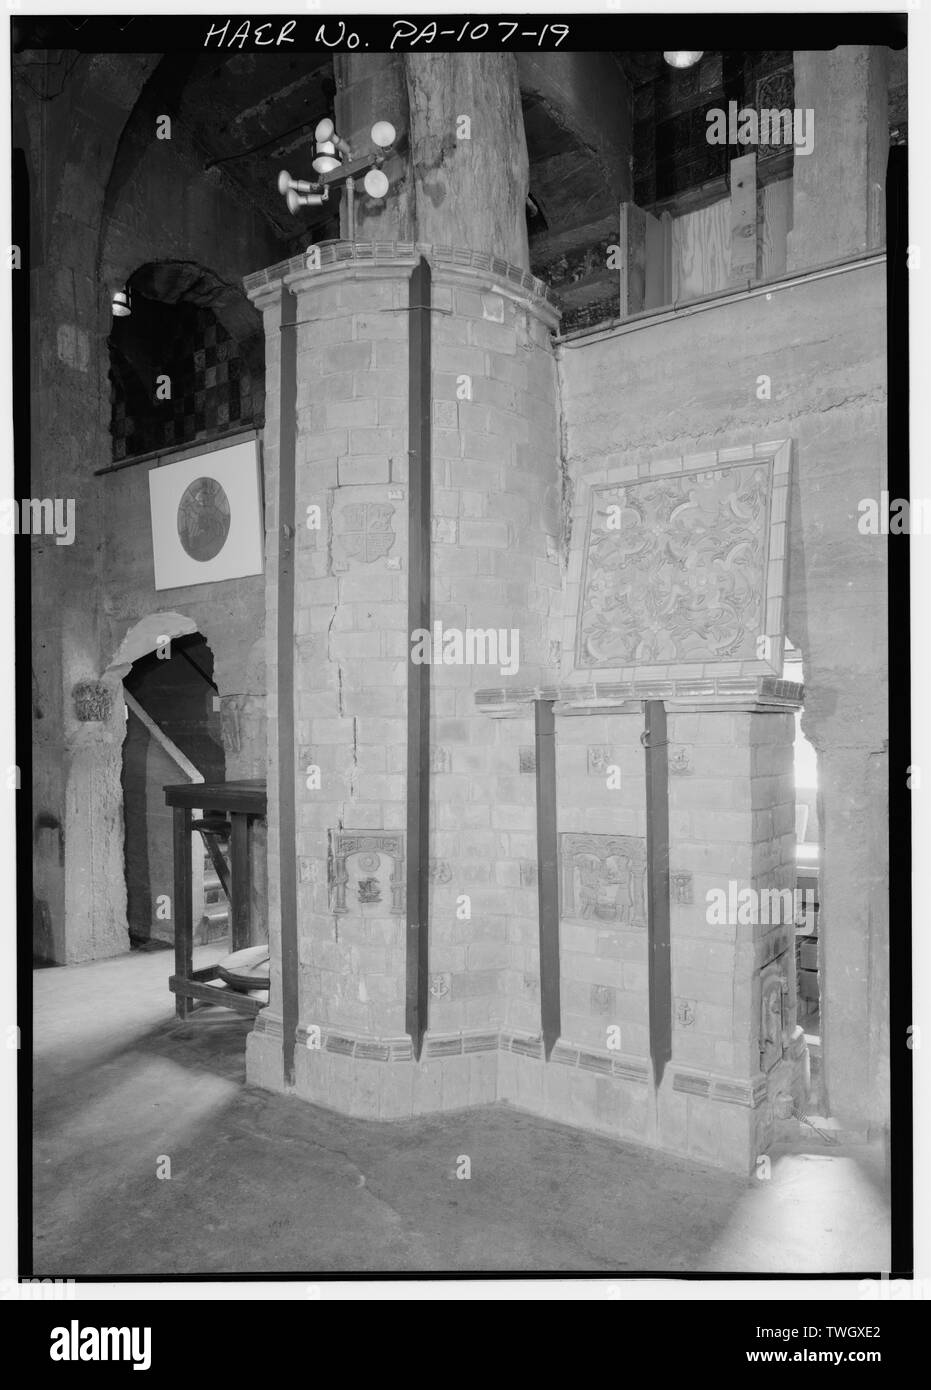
left=312, top=140, right=341, bottom=175
left=363, top=167, right=389, bottom=200
left=312, top=116, right=352, bottom=174
left=278, top=170, right=328, bottom=212
left=663, top=51, right=703, bottom=69
left=370, top=120, right=396, bottom=150
left=279, top=113, right=396, bottom=221
left=111, top=287, right=132, bottom=317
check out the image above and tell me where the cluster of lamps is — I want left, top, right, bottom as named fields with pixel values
left=278, top=117, right=396, bottom=218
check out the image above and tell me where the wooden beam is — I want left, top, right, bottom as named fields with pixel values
left=169, top=976, right=265, bottom=1018
left=230, top=812, right=251, bottom=951
left=406, top=256, right=431, bottom=1061
left=729, top=152, right=758, bottom=282
left=534, top=700, right=561, bottom=1059
left=278, top=286, right=300, bottom=1083
left=643, top=700, right=672, bottom=1086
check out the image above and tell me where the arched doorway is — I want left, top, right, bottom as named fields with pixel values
left=121, top=632, right=227, bottom=950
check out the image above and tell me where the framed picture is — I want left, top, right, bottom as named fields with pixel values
left=148, top=438, right=264, bottom=589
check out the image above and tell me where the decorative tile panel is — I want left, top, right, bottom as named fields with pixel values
left=331, top=831, right=405, bottom=915
left=559, top=832, right=647, bottom=927
left=570, top=442, right=791, bottom=680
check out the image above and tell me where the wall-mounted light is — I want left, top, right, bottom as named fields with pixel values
left=363, top=168, right=389, bottom=199
left=111, top=287, right=132, bottom=318
left=278, top=117, right=397, bottom=221
left=277, top=170, right=329, bottom=213
left=663, top=51, right=704, bottom=69
left=312, top=117, right=351, bottom=175
left=370, top=121, right=396, bottom=152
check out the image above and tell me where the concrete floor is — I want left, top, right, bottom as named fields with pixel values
left=33, top=948, right=891, bottom=1277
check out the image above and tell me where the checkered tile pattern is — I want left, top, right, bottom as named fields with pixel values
left=110, top=303, right=265, bottom=461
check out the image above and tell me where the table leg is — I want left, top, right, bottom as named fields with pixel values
left=173, top=805, right=193, bottom=1018
left=230, top=812, right=251, bottom=951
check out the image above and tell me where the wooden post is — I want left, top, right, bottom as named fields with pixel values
left=406, top=257, right=431, bottom=1061
left=230, top=812, right=250, bottom=951
left=172, top=805, right=193, bottom=1019
left=643, top=700, right=672, bottom=1086
left=278, top=286, right=299, bottom=1083
left=405, top=54, right=530, bottom=268
left=729, top=153, right=758, bottom=283
left=534, top=700, right=561, bottom=1059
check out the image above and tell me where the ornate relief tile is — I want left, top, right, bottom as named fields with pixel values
left=331, top=831, right=405, bottom=915
left=560, top=832, right=648, bottom=927
left=331, top=492, right=398, bottom=570
left=576, top=454, right=786, bottom=672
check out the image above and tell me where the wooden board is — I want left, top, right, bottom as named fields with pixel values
left=619, top=202, right=670, bottom=316
left=760, top=177, right=793, bottom=282
left=169, top=975, right=266, bottom=1017
left=671, top=197, right=731, bottom=301
left=729, top=153, right=758, bottom=282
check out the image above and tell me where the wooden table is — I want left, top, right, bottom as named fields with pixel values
left=164, top=778, right=267, bottom=1019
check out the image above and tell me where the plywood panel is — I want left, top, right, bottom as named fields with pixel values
left=760, top=178, right=794, bottom=282
left=672, top=197, right=731, bottom=301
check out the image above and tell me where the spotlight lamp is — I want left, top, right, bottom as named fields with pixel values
left=278, top=170, right=329, bottom=212
left=111, top=287, right=132, bottom=318
left=363, top=167, right=389, bottom=200
left=370, top=120, right=396, bottom=151
left=312, top=116, right=352, bottom=174
left=663, top=51, right=703, bottom=69
left=286, top=186, right=329, bottom=214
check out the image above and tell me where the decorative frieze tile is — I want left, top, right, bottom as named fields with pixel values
left=503, top=1033, right=545, bottom=1058
left=612, top=1058, right=651, bottom=1084
left=672, top=1071, right=711, bottom=1097
left=578, top=1050, right=613, bottom=1075
left=425, top=1035, right=464, bottom=1058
